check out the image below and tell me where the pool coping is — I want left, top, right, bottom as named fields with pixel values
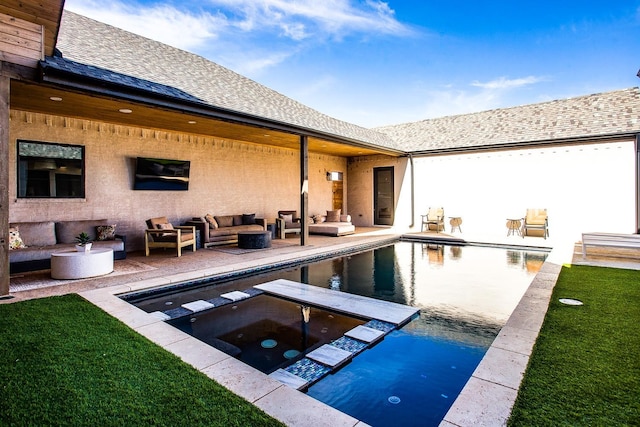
left=77, top=238, right=573, bottom=427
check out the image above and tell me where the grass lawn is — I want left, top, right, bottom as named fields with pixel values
left=0, top=294, right=284, bottom=426
left=508, top=265, right=640, bottom=426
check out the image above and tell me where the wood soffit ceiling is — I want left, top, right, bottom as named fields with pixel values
left=11, top=81, right=398, bottom=158
left=0, top=0, right=64, bottom=57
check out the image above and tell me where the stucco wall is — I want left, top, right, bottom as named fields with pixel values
left=347, top=139, right=637, bottom=243
left=9, top=111, right=347, bottom=250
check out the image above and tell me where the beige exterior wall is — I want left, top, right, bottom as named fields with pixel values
left=347, top=155, right=410, bottom=228
left=9, top=111, right=347, bottom=250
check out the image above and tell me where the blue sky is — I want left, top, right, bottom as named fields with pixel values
left=63, top=0, right=640, bottom=128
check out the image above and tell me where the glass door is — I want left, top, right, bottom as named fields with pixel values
left=374, top=167, right=394, bottom=225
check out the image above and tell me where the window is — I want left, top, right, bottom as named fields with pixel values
left=17, top=141, right=85, bottom=198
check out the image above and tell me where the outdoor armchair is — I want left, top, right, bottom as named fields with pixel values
left=421, top=207, right=445, bottom=232
left=275, top=210, right=301, bottom=239
left=522, top=208, right=549, bottom=239
left=145, top=216, right=196, bottom=257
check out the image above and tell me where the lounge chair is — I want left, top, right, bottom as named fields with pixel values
left=522, top=209, right=549, bottom=239
left=145, top=216, right=196, bottom=256
left=275, top=210, right=301, bottom=239
left=421, top=207, right=445, bottom=232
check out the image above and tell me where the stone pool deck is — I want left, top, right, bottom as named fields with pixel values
left=6, top=227, right=637, bottom=426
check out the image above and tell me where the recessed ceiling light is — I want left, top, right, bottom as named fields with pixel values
left=188, top=120, right=197, bottom=124
left=119, top=108, right=133, bottom=114
left=49, top=96, right=62, bottom=102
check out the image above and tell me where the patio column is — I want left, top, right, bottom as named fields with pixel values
left=300, top=135, right=309, bottom=246
left=0, top=74, right=10, bottom=297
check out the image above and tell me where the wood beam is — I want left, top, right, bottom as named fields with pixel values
left=300, top=135, right=309, bottom=246
left=0, top=71, right=10, bottom=297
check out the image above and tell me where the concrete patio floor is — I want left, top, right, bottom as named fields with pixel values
left=4, top=226, right=638, bottom=426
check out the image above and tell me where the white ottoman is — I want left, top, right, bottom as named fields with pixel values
left=51, top=248, right=114, bottom=279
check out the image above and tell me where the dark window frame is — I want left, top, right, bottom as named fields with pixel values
left=17, top=140, right=86, bottom=199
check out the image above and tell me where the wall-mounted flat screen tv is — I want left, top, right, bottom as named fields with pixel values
left=134, top=157, right=190, bottom=191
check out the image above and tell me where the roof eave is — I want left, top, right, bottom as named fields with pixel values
left=39, top=62, right=406, bottom=157
left=408, top=132, right=640, bottom=156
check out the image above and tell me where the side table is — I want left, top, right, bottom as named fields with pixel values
left=449, top=216, right=463, bottom=233
left=51, top=248, right=114, bottom=279
left=506, top=218, right=522, bottom=237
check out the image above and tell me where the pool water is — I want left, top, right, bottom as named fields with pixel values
left=126, top=242, right=547, bottom=427
left=168, top=294, right=365, bottom=373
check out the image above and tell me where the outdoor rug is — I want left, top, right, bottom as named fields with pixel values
left=9, top=260, right=157, bottom=292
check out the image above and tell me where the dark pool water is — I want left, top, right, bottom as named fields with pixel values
left=126, top=242, right=547, bottom=427
left=168, top=294, right=365, bottom=373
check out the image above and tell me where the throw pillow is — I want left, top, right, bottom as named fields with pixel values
left=232, top=215, right=244, bottom=226
left=156, top=222, right=174, bottom=236
left=326, top=209, right=341, bottom=222
left=307, top=216, right=314, bottom=224
left=205, top=214, right=218, bottom=229
left=313, top=214, right=325, bottom=223
left=281, top=214, right=293, bottom=224
left=242, top=213, right=256, bottom=225
left=215, top=215, right=234, bottom=227
left=96, top=224, right=116, bottom=241
left=9, top=227, right=27, bottom=250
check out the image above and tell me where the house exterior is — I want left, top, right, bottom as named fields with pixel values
left=1, top=4, right=639, bottom=296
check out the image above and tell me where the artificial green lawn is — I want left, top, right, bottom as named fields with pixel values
left=508, top=265, right=640, bottom=426
left=0, top=294, right=284, bottom=426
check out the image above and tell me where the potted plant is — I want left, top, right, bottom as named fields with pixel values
left=74, top=232, right=93, bottom=252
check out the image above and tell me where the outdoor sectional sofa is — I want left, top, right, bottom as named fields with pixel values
left=186, top=214, right=266, bottom=247
left=9, top=219, right=126, bottom=274
left=308, top=212, right=355, bottom=236
left=276, top=209, right=355, bottom=238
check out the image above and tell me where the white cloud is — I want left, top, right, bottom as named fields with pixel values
left=64, top=0, right=226, bottom=52
left=207, top=0, right=412, bottom=40
left=471, top=75, right=547, bottom=90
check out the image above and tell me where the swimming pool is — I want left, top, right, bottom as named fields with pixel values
left=124, top=242, right=547, bottom=426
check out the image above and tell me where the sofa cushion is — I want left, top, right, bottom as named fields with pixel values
left=232, top=215, right=243, bottom=226
left=10, top=221, right=56, bottom=246
left=326, top=209, right=341, bottom=222
left=9, top=227, right=27, bottom=250
left=56, top=219, right=108, bottom=244
left=96, top=225, right=117, bottom=241
left=205, top=214, right=218, bottom=229
left=215, top=215, right=234, bottom=227
left=242, top=213, right=256, bottom=225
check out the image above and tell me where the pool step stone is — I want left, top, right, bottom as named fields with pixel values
left=306, top=344, right=353, bottom=368
left=345, top=325, right=385, bottom=344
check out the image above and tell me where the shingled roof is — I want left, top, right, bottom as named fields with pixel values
left=53, top=11, right=400, bottom=151
left=375, top=88, right=640, bottom=153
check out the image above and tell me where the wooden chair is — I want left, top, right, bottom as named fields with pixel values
left=145, top=216, right=196, bottom=257
left=522, top=209, right=549, bottom=239
left=421, top=207, right=445, bottom=232
left=275, top=210, right=301, bottom=239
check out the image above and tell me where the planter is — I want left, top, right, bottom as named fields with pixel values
left=75, top=243, right=92, bottom=252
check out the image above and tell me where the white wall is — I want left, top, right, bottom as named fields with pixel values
left=408, top=140, right=636, bottom=242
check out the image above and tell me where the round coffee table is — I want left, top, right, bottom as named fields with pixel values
left=51, top=248, right=114, bottom=279
left=237, top=230, right=271, bottom=249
